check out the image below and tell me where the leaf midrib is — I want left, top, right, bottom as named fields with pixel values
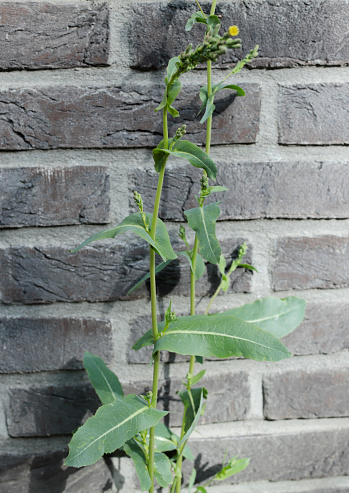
left=199, top=207, right=216, bottom=260
left=233, top=307, right=297, bottom=324
left=91, top=360, right=117, bottom=402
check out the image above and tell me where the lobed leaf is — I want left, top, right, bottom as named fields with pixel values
left=83, top=352, right=123, bottom=405
left=214, top=296, right=306, bottom=339
left=184, top=203, right=221, bottom=264
left=153, top=314, right=292, bottom=362
left=65, top=394, right=167, bottom=467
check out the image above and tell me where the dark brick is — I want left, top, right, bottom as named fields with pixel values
left=279, top=84, right=349, bottom=144
left=273, top=236, right=349, bottom=291
left=0, top=441, right=114, bottom=493
left=0, top=237, right=252, bottom=304
left=282, top=302, right=349, bottom=356
left=131, top=0, right=349, bottom=69
left=263, top=369, right=349, bottom=420
left=0, top=317, right=112, bottom=373
left=0, top=83, right=260, bottom=150
left=0, top=2, right=109, bottom=71
left=7, top=384, right=100, bottom=437
left=182, top=423, right=349, bottom=484
left=0, top=166, right=110, bottom=228
left=131, top=161, right=349, bottom=221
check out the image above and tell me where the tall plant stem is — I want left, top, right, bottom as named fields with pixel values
left=148, top=106, right=169, bottom=493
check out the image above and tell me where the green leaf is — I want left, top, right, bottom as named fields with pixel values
left=124, top=439, right=151, bottom=491
left=214, top=297, right=306, bottom=339
left=195, top=488, right=207, bottom=493
left=208, top=186, right=229, bottom=194
left=83, top=352, right=123, bottom=405
left=215, top=82, right=245, bottom=97
left=155, top=93, right=167, bottom=113
left=185, top=11, right=206, bottom=31
left=166, top=57, right=181, bottom=83
left=188, top=469, right=197, bottom=493
left=154, top=140, right=217, bottom=180
left=65, top=394, right=167, bottom=467
left=215, top=456, right=250, bottom=481
left=195, top=355, right=204, bottom=364
left=218, top=254, right=226, bottom=275
left=190, top=369, right=206, bottom=386
left=132, top=320, right=165, bottom=352
left=153, top=314, right=292, bottom=362
left=207, top=15, right=221, bottom=32
left=71, top=213, right=176, bottom=262
left=178, top=387, right=207, bottom=446
left=154, top=452, right=173, bottom=487
left=221, top=275, right=230, bottom=292
left=239, top=263, right=258, bottom=273
left=199, top=83, right=245, bottom=124
left=156, top=79, right=182, bottom=116
left=184, top=203, right=221, bottom=264
left=178, top=251, right=206, bottom=281
left=127, top=259, right=173, bottom=295
left=153, top=422, right=177, bottom=453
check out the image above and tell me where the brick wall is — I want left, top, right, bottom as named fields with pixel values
left=0, top=1, right=348, bottom=492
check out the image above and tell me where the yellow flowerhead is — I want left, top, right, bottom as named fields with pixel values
left=228, top=25, right=239, bottom=36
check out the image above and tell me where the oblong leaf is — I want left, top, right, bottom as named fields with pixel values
left=178, top=387, right=207, bottom=447
left=71, top=213, right=176, bottom=262
left=127, top=259, right=173, bottom=295
left=184, top=203, right=221, bottom=264
left=214, top=297, right=306, bottom=338
left=124, top=439, right=151, bottom=491
left=154, top=452, right=173, bottom=487
left=178, top=251, right=206, bottom=281
left=215, top=457, right=250, bottom=481
left=83, top=352, right=123, bottom=405
left=153, top=314, right=292, bottom=362
left=65, top=394, right=167, bottom=467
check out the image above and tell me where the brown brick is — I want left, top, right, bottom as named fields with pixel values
left=0, top=441, right=114, bottom=493
left=182, top=422, right=349, bottom=484
left=279, top=84, right=349, bottom=144
left=0, top=83, right=260, bottom=150
left=0, top=2, right=109, bottom=71
left=273, top=236, right=349, bottom=291
left=263, top=368, right=349, bottom=420
left=0, top=237, right=252, bottom=304
left=131, top=161, right=349, bottom=221
left=7, top=384, right=100, bottom=437
left=0, top=317, right=112, bottom=373
left=0, top=166, right=110, bottom=228
left=131, top=0, right=349, bottom=69
left=282, top=302, right=349, bottom=356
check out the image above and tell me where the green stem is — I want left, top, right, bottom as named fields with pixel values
left=148, top=107, right=169, bottom=493
left=204, top=281, right=222, bottom=315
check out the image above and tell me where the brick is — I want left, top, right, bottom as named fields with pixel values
left=0, top=441, right=114, bottom=493
left=131, top=0, right=349, bottom=69
left=182, top=421, right=349, bottom=484
left=263, top=368, right=349, bottom=420
left=131, top=161, right=349, bottom=221
left=0, top=83, right=260, bottom=150
left=0, top=317, right=112, bottom=373
left=7, top=384, right=100, bottom=437
left=273, top=236, right=349, bottom=291
left=0, top=238, right=252, bottom=304
left=282, top=302, right=349, bottom=356
left=0, top=2, right=109, bottom=70
left=0, top=166, right=110, bottom=228
left=279, top=84, right=349, bottom=144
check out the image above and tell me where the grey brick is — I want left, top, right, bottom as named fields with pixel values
left=183, top=423, right=349, bottom=484
left=0, top=2, right=109, bottom=70
left=0, top=238, right=252, bottom=304
left=0, top=166, right=110, bottom=228
left=273, top=236, right=349, bottom=291
left=131, top=161, right=349, bottom=221
left=0, top=83, right=260, bottom=150
left=0, top=441, right=114, bottom=493
left=7, top=384, right=100, bottom=437
left=131, top=0, right=349, bottom=69
left=282, top=302, right=349, bottom=356
left=0, top=317, right=112, bottom=373
left=279, top=84, right=349, bottom=145
left=263, top=368, right=349, bottom=420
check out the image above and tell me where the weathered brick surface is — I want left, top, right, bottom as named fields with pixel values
left=7, top=384, right=100, bottom=437
left=0, top=166, right=110, bottom=228
left=263, top=369, right=349, bottom=420
left=0, top=2, right=109, bottom=70
left=0, top=443, right=114, bottom=493
left=279, top=84, right=349, bottom=145
left=131, top=0, right=349, bottom=69
left=0, top=317, right=112, bottom=373
left=273, top=236, right=349, bottom=291
left=0, top=83, right=260, bottom=150
left=282, top=302, right=349, bottom=356
left=131, top=161, right=349, bottom=221
left=183, top=424, right=349, bottom=484
left=0, top=238, right=252, bottom=304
